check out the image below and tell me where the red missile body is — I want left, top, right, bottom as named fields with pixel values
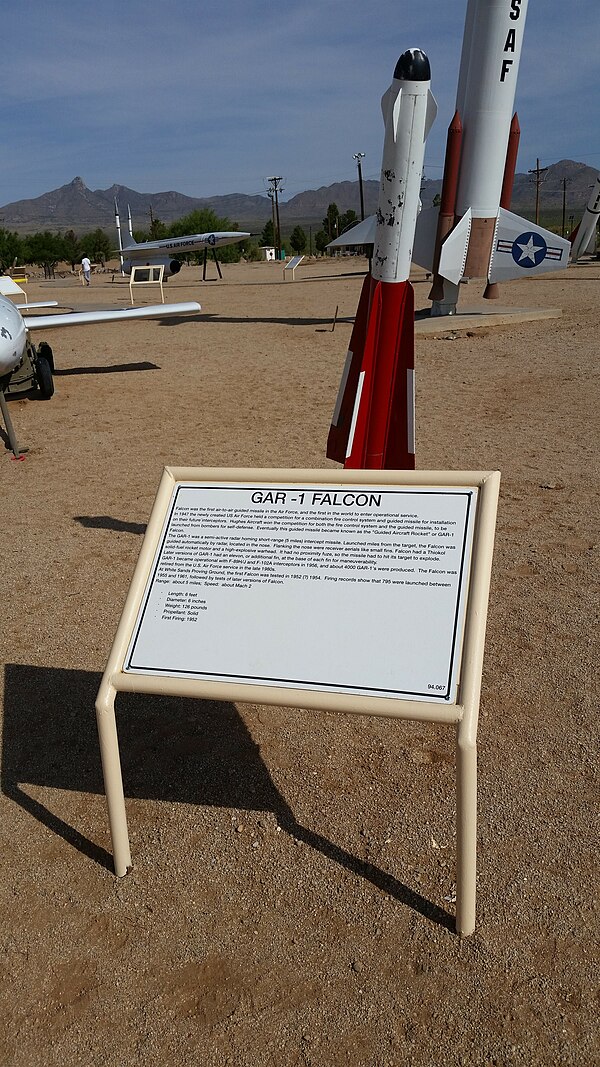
left=500, top=113, right=520, bottom=210
left=428, top=111, right=463, bottom=303
left=327, top=276, right=415, bottom=468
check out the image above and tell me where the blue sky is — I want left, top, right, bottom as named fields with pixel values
left=0, top=0, right=598, bottom=208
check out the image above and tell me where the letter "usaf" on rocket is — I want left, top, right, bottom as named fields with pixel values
left=327, top=49, right=436, bottom=470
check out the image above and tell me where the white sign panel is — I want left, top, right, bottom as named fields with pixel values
left=124, top=482, right=477, bottom=704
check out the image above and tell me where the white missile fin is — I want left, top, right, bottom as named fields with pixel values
left=438, top=210, right=472, bottom=285
left=412, top=205, right=439, bottom=272
left=327, top=215, right=377, bottom=249
left=331, top=349, right=353, bottom=426
left=346, top=371, right=365, bottom=460
left=424, top=90, right=438, bottom=140
left=391, top=86, right=403, bottom=142
left=488, top=209, right=570, bottom=283
left=380, top=85, right=393, bottom=126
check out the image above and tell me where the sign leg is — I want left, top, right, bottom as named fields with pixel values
left=95, top=681, right=132, bottom=876
left=455, top=723, right=477, bottom=936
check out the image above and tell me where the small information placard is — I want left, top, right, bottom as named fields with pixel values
left=124, top=481, right=477, bottom=704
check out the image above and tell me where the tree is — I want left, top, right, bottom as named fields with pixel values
left=148, top=215, right=167, bottom=241
left=79, top=228, right=112, bottom=264
left=22, top=231, right=65, bottom=278
left=62, top=230, right=81, bottom=271
left=0, top=228, right=23, bottom=271
left=244, top=240, right=263, bottom=262
left=168, top=209, right=245, bottom=263
left=339, top=209, right=358, bottom=234
left=432, top=193, right=442, bottom=207
left=323, top=203, right=340, bottom=240
left=314, top=230, right=330, bottom=254
left=260, top=218, right=275, bottom=246
left=289, top=226, right=307, bottom=254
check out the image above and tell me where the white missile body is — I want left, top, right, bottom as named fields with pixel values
left=433, top=0, right=570, bottom=291
left=327, top=49, right=436, bottom=470
left=454, top=0, right=527, bottom=221
left=373, top=52, right=437, bottom=283
left=570, top=174, right=600, bottom=263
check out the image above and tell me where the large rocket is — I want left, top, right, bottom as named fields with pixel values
left=419, top=0, right=570, bottom=313
left=331, top=1, right=572, bottom=314
left=327, top=49, right=436, bottom=469
left=569, top=174, right=600, bottom=263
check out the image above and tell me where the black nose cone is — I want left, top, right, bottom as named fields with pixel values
left=393, top=48, right=430, bottom=81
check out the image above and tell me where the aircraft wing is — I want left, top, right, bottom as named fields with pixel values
left=488, top=210, right=570, bottom=284
left=23, top=301, right=201, bottom=331
left=15, top=301, right=59, bottom=311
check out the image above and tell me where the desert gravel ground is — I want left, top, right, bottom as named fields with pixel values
left=0, top=257, right=598, bottom=1066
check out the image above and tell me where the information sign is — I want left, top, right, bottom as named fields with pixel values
left=125, top=481, right=477, bottom=704
left=95, top=467, right=500, bottom=936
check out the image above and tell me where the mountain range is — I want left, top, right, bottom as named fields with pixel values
left=0, top=162, right=597, bottom=235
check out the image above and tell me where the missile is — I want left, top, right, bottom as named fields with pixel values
left=327, top=48, right=436, bottom=469
left=569, top=174, right=600, bottom=263
left=411, top=0, right=570, bottom=315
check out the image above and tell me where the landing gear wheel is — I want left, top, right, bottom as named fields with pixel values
left=37, top=341, right=54, bottom=372
left=35, top=355, right=54, bottom=398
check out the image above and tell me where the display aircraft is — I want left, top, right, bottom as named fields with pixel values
left=0, top=292, right=201, bottom=455
left=115, top=200, right=251, bottom=277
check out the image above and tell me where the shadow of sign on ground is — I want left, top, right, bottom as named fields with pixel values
left=2, top=663, right=453, bottom=929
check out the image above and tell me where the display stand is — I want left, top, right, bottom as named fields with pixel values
left=202, top=248, right=222, bottom=280
left=95, top=466, right=499, bottom=936
left=283, top=255, right=304, bottom=280
left=129, top=264, right=165, bottom=304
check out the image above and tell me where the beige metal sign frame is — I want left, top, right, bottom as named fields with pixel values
left=95, top=467, right=499, bottom=936
left=129, top=264, right=165, bottom=304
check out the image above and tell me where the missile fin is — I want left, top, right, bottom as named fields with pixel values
left=412, top=204, right=440, bottom=272
left=488, top=209, right=570, bottom=283
left=424, top=90, right=438, bottom=140
left=437, top=210, right=472, bottom=285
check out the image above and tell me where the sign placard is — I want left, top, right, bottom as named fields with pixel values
left=95, top=467, right=500, bottom=936
left=124, top=481, right=477, bottom=704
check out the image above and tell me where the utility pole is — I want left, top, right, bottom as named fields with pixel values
left=561, top=176, right=572, bottom=238
left=353, top=152, right=366, bottom=220
left=528, top=158, right=549, bottom=225
left=266, top=176, right=284, bottom=259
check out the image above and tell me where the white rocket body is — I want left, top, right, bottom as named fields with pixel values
left=455, top=0, right=528, bottom=219
left=373, top=51, right=437, bottom=283
left=428, top=0, right=569, bottom=303
left=570, top=174, right=600, bottom=262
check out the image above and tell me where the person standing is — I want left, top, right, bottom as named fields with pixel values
left=81, top=256, right=91, bottom=286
